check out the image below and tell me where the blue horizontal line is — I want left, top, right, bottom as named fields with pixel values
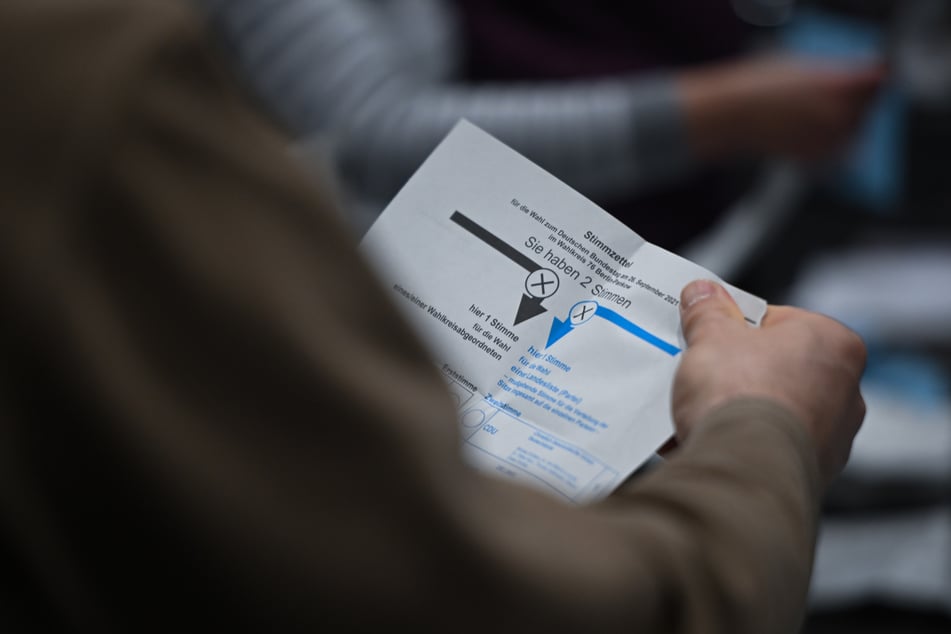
left=596, top=306, right=681, bottom=356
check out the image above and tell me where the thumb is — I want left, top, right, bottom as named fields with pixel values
left=679, top=280, right=746, bottom=344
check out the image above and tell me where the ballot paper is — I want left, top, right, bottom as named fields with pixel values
left=360, top=121, right=766, bottom=503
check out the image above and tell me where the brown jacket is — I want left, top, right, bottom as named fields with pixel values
left=0, top=1, right=821, bottom=632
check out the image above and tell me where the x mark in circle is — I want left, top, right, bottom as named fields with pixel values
left=532, top=275, right=553, bottom=294
left=569, top=300, right=598, bottom=326
left=524, top=268, right=559, bottom=299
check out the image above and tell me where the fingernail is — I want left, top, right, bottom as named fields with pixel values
left=681, top=280, right=718, bottom=311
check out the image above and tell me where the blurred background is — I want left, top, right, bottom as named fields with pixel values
left=197, top=0, right=951, bottom=631
left=730, top=2, right=951, bottom=632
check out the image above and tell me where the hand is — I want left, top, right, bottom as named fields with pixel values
left=671, top=280, right=867, bottom=486
left=680, top=55, right=886, bottom=162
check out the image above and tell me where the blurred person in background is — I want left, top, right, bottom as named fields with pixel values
left=1, top=0, right=870, bottom=631
left=194, top=0, right=883, bottom=249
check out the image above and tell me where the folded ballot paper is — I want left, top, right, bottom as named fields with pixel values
left=360, top=121, right=765, bottom=503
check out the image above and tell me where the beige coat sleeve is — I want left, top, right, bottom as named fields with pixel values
left=0, top=1, right=821, bottom=632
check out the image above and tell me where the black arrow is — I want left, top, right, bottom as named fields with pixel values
left=450, top=211, right=540, bottom=273
left=451, top=211, right=554, bottom=326
left=514, top=294, right=547, bottom=325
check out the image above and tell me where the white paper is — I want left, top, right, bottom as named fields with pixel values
left=360, top=121, right=766, bottom=503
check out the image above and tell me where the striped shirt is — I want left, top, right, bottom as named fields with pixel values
left=194, top=0, right=691, bottom=226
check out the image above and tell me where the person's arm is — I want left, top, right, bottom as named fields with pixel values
left=680, top=56, right=886, bottom=163
left=192, top=0, right=690, bottom=200
left=0, top=1, right=864, bottom=632
left=193, top=0, right=883, bottom=208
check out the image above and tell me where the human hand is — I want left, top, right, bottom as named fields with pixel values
left=681, top=55, right=886, bottom=162
left=671, top=280, right=867, bottom=486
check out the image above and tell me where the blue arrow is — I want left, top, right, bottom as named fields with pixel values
left=594, top=305, right=680, bottom=355
left=545, top=316, right=573, bottom=348
left=545, top=303, right=681, bottom=356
